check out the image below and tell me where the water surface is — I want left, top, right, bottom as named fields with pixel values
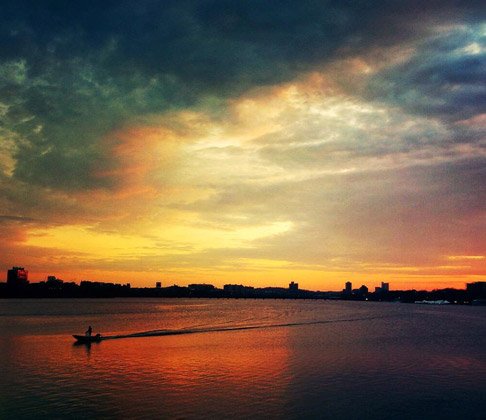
left=0, top=299, right=485, bottom=419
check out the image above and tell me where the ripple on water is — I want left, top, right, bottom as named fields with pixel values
left=1, top=299, right=485, bottom=419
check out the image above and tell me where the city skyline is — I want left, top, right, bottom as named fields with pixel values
left=2, top=263, right=484, bottom=294
left=0, top=2, right=485, bottom=290
left=3, top=264, right=485, bottom=303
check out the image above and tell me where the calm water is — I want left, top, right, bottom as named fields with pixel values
left=0, top=299, right=485, bottom=419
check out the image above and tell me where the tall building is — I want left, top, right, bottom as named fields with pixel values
left=7, top=267, right=29, bottom=287
left=289, top=281, right=299, bottom=291
left=381, top=282, right=389, bottom=292
left=344, top=281, right=352, bottom=294
left=156, top=282, right=162, bottom=288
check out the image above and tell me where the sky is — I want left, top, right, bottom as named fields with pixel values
left=0, top=1, right=485, bottom=290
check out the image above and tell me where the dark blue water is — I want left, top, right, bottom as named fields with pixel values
left=0, top=299, right=484, bottom=419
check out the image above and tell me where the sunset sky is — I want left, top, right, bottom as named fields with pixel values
left=0, top=1, right=484, bottom=290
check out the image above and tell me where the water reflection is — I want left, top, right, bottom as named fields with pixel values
left=0, top=300, right=485, bottom=419
left=108, top=329, right=292, bottom=418
left=72, top=340, right=100, bottom=357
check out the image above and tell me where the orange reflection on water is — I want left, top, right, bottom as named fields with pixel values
left=98, top=328, right=292, bottom=417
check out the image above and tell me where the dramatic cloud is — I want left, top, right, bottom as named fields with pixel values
left=0, top=1, right=484, bottom=288
left=368, top=23, right=486, bottom=121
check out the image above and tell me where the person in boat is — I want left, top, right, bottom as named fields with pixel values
left=86, top=325, right=93, bottom=337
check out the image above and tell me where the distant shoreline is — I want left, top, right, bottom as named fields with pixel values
left=1, top=283, right=485, bottom=305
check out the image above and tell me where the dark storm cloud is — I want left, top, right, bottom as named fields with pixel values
left=3, top=1, right=482, bottom=84
left=0, top=54, right=196, bottom=190
left=368, top=25, right=486, bottom=121
left=0, top=0, right=483, bottom=191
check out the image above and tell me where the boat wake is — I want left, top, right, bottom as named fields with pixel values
left=101, top=315, right=389, bottom=341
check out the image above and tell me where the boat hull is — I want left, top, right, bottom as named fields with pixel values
left=73, top=334, right=102, bottom=343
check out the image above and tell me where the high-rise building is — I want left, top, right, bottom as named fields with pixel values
left=156, top=282, right=162, bottom=288
left=344, top=281, right=352, bottom=294
left=381, top=282, right=389, bottom=292
left=289, top=281, right=299, bottom=291
left=7, top=267, right=29, bottom=287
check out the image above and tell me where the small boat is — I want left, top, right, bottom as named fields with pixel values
left=73, top=334, right=102, bottom=343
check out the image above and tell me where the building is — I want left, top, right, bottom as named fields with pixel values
left=289, top=281, right=299, bottom=291
left=156, top=282, right=162, bottom=289
left=188, top=284, right=215, bottom=292
left=467, top=281, right=486, bottom=298
left=375, top=282, right=390, bottom=294
left=344, top=281, right=352, bottom=295
left=7, top=267, right=29, bottom=287
left=46, top=276, right=63, bottom=289
left=223, top=284, right=255, bottom=296
left=359, top=285, right=369, bottom=295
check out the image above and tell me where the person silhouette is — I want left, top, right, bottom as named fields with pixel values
left=86, top=326, right=93, bottom=337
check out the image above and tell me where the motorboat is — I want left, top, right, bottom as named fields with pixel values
left=73, top=333, right=102, bottom=343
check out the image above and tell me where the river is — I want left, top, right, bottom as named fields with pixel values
left=0, top=298, right=484, bottom=419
